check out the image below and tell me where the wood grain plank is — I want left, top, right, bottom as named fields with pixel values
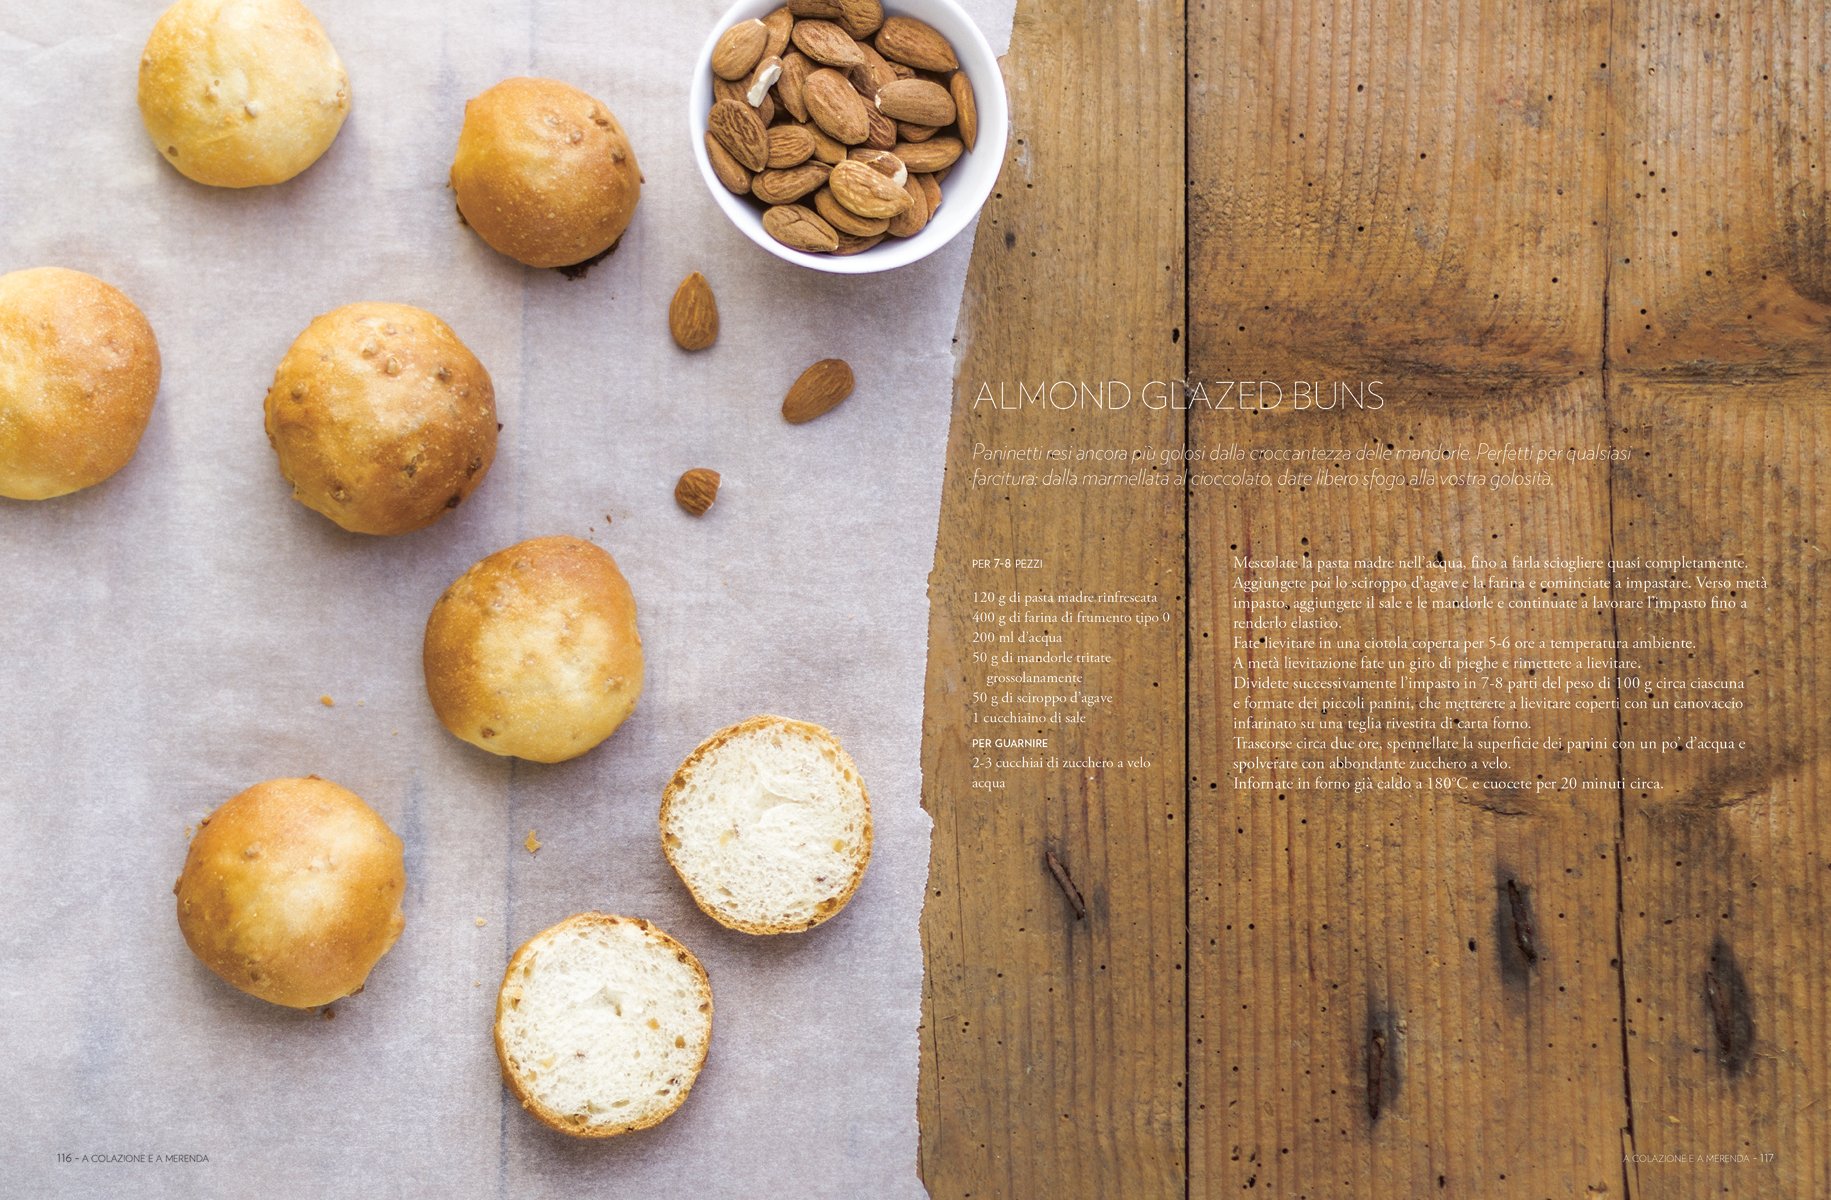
left=1609, top=4, right=1831, bottom=1196
left=1606, top=385, right=1830, bottom=1200
left=1188, top=2, right=1628, bottom=1195
left=1189, top=0, right=1609, bottom=382
left=918, top=1, right=1188, bottom=1197
left=1610, top=2, right=1831, bottom=377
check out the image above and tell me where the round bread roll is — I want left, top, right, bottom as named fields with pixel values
left=496, top=913, right=712, bottom=1138
left=138, top=0, right=350, bottom=188
left=661, top=716, right=872, bottom=934
left=451, top=77, right=643, bottom=268
left=174, top=777, right=406, bottom=1008
left=423, top=536, right=644, bottom=763
left=264, top=302, right=497, bottom=535
left=0, top=267, right=161, bottom=501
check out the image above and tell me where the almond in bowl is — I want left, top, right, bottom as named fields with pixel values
left=692, top=0, right=1007, bottom=273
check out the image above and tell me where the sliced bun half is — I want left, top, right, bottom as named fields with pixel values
left=494, top=913, right=712, bottom=1138
left=661, top=715, right=872, bottom=935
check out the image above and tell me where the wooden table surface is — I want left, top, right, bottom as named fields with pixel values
left=917, top=2, right=1830, bottom=1197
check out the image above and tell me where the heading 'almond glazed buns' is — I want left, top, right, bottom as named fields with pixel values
left=451, top=77, right=643, bottom=268
left=175, top=777, right=406, bottom=1008
left=264, top=302, right=497, bottom=535
left=138, top=0, right=350, bottom=188
left=423, top=536, right=644, bottom=763
left=0, top=267, right=161, bottom=501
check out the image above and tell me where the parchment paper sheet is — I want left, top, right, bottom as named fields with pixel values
left=0, top=2, right=1011, bottom=1195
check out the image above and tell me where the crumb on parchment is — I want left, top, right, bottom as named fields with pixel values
left=319, top=695, right=334, bottom=707
left=524, top=829, right=541, bottom=854
left=474, top=917, right=487, bottom=927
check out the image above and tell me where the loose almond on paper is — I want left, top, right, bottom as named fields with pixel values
left=668, top=272, right=719, bottom=351
left=675, top=468, right=721, bottom=516
left=782, top=358, right=856, bottom=424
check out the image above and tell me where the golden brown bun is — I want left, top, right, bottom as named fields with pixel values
left=451, top=78, right=643, bottom=268
left=423, top=536, right=644, bottom=763
left=175, top=777, right=406, bottom=1008
left=138, top=0, right=350, bottom=188
left=0, top=267, right=161, bottom=501
left=263, top=302, right=497, bottom=535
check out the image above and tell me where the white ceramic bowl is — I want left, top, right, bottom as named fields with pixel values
left=690, top=0, right=1008, bottom=274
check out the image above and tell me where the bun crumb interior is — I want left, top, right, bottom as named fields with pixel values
left=662, top=715, right=872, bottom=935
left=495, top=913, right=712, bottom=1138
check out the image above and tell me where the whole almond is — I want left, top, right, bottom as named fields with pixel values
left=848, top=147, right=907, bottom=186
left=746, top=55, right=784, bottom=106
left=863, top=105, right=898, bottom=149
left=751, top=161, right=831, bottom=204
left=712, top=75, right=748, bottom=107
left=777, top=52, right=812, bottom=121
left=875, top=16, right=957, bottom=71
left=782, top=358, right=855, bottom=424
left=886, top=174, right=929, bottom=238
left=712, top=19, right=769, bottom=80
left=829, top=158, right=911, bottom=218
left=767, top=124, right=817, bottom=168
left=916, top=171, right=942, bottom=211
left=792, top=0, right=883, bottom=38
left=892, top=136, right=962, bottom=173
left=876, top=78, right=954, bottom=126
left=814, top=187, right=890, bottom=236
left=831, top=231, right=886, bottom=256
left=762, top=6, right=795, bottom=58
left=763, top=203, right=841, bottom=252
left=949, top=70, right=978, bottom=151
left=709, top=99, right=770, bottom=172
left=675, top=468, right=721, bottom=516
left=704, top=131, right=753, bottom=194
left=848, top=43, right=897, bottom=99
left=803, top=120, right=847, bottom=164
left=836, top=0, right=884, bottom=38
left=668, top=273, right=719, bottom=351
left=755, top=92, right=778, bottom=125
left=792, top=19, right=865, bottom=67
left=896, top=122, right=939, bottom=143
left=804, top=68, right=870, bottom=144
